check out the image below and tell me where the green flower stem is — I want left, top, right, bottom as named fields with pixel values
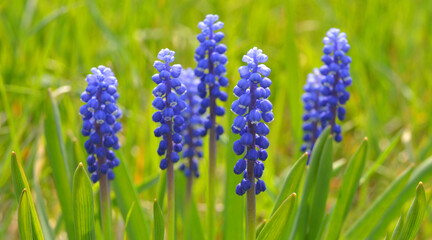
left=99, top=171, right=112, bottom=240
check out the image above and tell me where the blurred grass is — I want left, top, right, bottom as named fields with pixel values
left=1, top=0, right=432, bottom=239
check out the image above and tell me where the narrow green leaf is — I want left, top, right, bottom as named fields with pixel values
left=11, top=152, right=44, bottom=240
left=184, top=199, right=205, bottom=240
left=308, top=136, right=333, bottom=240
left=361, top=131, right=401, bottom=185
left=153, top=199, right=164, bottom=240
left=289, top=127, right=331, bottom=240
left=123, top=202, right=135, bottom=240
left=111, top=151, right=150, bottom=240
left=73, top=162, right=95, bottom=240
left=137, top=174, right=160, bottom=193
left=272, top=152, right=308, bottom=215
left=257, top=193, right=296, bottom=240
left=18, top=189, right=32, bottom=240
left=391, top=213, right=404, bottom=240
left=325, top=137, right=368, bottom=240
left=44, top=90, right=75, bottom=239
left=398, top=182, right=427, bottom=240
left=368, top=156, right=432, bottom=238
left=344, top=166, right=413, bottom=239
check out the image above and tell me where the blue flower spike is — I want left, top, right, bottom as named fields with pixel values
left=179, top=68, right=205, bottom=178
left=80, top=65, right=122, bottom=183
left=300, top=69, right=324, bottom=155
left=152, top=49, right=186, bottom=170
left=319, top=28, right=351, bottom=142
left=301, top=28, right=352, bottom=156
left=232, top=47, right=272, bottom=196
left=194, top=14, right=228, bottom=140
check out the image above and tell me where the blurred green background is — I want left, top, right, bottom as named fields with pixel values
left=1, top=0, right=432, bottom=239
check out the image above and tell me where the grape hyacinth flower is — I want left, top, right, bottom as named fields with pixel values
left=232, top=47, right=272, bottom=240
left=152, top=49, right=187, bottom=169
left=152, top=48, right=186, bottom=240
left=80, top=65, right=122, bottom=238
left=300, top=69, right=324, bottom=155
left=179, top=68, right=205, bottom=198
left=194, top=14, right=228, bottom=239
left=318, top=28, right=352, bottom=142
left=194, top=15, right=228, bottom=142
left=80, top=65, right=122, bottom=183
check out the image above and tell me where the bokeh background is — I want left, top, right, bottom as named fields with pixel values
left=1, top=0, right=432, bottom=239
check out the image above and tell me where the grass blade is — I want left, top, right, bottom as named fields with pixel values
left=308, top=136, right=333, bottom=240
left=153, top=199, right=164, bottom=240
left=344, top=166, right=413, bottom=239
left=11, top=152, right=44, bottom=240
left=398, top=182, right=427, bottom=240
left=18, top=189, right=32, bottom=240
left=325, top=137, right=368, bottom=240
left=257, top=193, right=297, bottom=240
left=271, top=152, right=308, bottom=215
left=361, top=132, right=401, bottom=185
left=368, top=156, right=432, bottom=238
left=44, top=90, right=75, bottom=239
left=289, top=127, right=331, bottom=240
left=391, top=214, right=404, bottom=240
left=184, top=199, right=205, bottom=240
left=73, top=163, right=95, bottom=240
left=111, top=151, right=150, bottom=240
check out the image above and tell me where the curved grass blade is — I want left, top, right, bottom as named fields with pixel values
left=325, top=137, right=368, bottom=240
left=368, top=156, right=432, bottom=238
left=44, top=90, right=75, bottom=239
left=397, top=182, right=427, bottom=240
left=18, top=189, right=32, bottom=240
left=73, top=163, right=95, bottom=240
left=153, top=199, right=164, bottom=240
left=184, top=199, right=205, bottom=240
left=257, top=193, right=296, bottom=240
left=289, top=127, right=331, bottom=240
left=344, top=166, right=413, bottom=239
left=361, top=132, right=401, bottom=185
left=123, top=202, right=135, bottom=240
left=272, top=152, right=308, bottom=215
left=11, top=152, right=44, bottom=240
left=391, top=213, right=404, bottom=240
left=111, top=151, right=150, bottom=240
left=308, top=136, right=333, bottom=240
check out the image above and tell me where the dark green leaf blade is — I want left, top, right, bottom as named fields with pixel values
left=44, top=90, right=75, bottom=239
left=18, top=189, right=32, bottom=240
left=11, top=152, right=44, bottom=240
left=73, top=162, right=95, bottom=240
left=153, top=199, right=164, bottom=240
left=257, top=193, right=296, bottom=240
left=272, top=152, right=308, bottom=215
left=308, top=136, right=333, bottom=240
left=398, top=182, right=427, bottom=240
left=289, top=127, right=331, bottom=240
left=325, top=137, right=368, bottom=240
left=111, top=151, right=150, bottom=240
left=344, top=166, right=413, bottom=239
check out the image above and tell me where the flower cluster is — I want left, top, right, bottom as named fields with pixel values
left=194, top=14, right=228, bottom=140
left=301, top=69, right=324, bottom=154
left=179, top=68, right=205, bottom=178
left=301, top=28, right=352, bottom=154
left=231, top=47, right=273, bottom=196
left=80, top=65, right=122, bottom=183
left=152, top=49, right=187, bottom=170
left=318, top=28, right=352, bottom=142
